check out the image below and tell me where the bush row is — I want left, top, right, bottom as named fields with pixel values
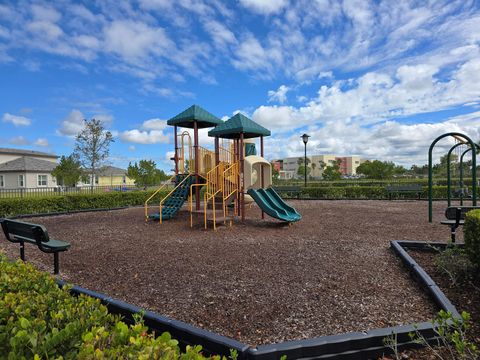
left=0, top=185, right=469, bottom=217
left=0, top=190, right=169, bottom=218
left=465, top=210, right=480, bottom=268
left=280, top=186, right=453, bottom=200
left=275, top=178, right=475, bottom=187
left=0, top=253, right=213, bottom=359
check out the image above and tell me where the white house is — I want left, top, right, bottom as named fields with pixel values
left=0, top=148, right=58, bottom=189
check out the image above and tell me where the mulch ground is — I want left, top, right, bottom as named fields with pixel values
left=409, top=249, right=480, bottom=342
left=0, top=200, right=454, bottom=346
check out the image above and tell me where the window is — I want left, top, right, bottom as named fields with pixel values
left=0, top=175, right=4, bottom=187
left=94, top=176, right=99, bottom=185
left=84, top=176, right=91, bottom=185
left=122, top=176, right=126, bottom=184
left=355, top=161, right=360, bottom=164
left=38, top=174, right=48, bottom=187
left=18, top=174, right=25, bottom=187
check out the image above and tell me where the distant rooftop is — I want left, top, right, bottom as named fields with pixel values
left=0, top=147, right=58, bottom=158
left=0, top=157, right=57, bottom=172
left=95, top=166, right=127, bottom=176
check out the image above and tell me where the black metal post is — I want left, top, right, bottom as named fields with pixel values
left=301, top=133, right=310, bottom=188
left=54, top=253, right=59, bottom=275
left=304, top=142, right=307, bottom=188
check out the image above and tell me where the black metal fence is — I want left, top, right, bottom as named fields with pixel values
left=0, top=185, right=142, bottom=199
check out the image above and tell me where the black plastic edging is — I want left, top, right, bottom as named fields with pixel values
left=56, top=280, right=250, bottom=359
left=390, top=241, right=462, bottom=320
left=54, top=238, right=459, bottom=360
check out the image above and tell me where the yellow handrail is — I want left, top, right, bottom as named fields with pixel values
left=177, top=131, right=192, bottom=174
left=196, top=145, right=216, bottom=177
left=159, top=174, right=192, bottom=224
left=204, top=189, right=222, bottom=230
left=202, top=162, right=225, bottom=230
left=223, top=161, right=239, bottom=220
left=144, top=174, right=178, bottom=221
left=219, top=145, right=234, bottom=164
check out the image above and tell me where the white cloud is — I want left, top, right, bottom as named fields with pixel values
left=128, top=145, right=136, bottom=151
left=231, top=35, right=281, bottom=75
left=104, top=20, right=174, bottom=64
left=2, top=113, right=31, bottom=126
left=93, top=113, right=113, bottom=123
left=239, top=0, right=288, bottom=14
left=142, top=118, right=167, bottom=130
left=31, top=4, right=61, bottom=22
left=203, top=20, right=236, bottom=48
left=58, top=109, right=84, bottom=136
left=34, top=138, right=49, bottom=147
left=120, top=129, right=169, bottom=144
left=268, top=85, right=289, bottom=103
left=9, top=136, right=29, bottom=145
left=120, top=118, right=169, bottom=144
left=263, top=111, right=480, bottom=167
left=252, top=105, right=300, bottom=132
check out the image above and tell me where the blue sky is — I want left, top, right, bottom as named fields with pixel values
left=1, top=0, right=479, bottom=171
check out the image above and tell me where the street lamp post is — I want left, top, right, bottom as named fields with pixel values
left=301, top=133, right=310, bottom=188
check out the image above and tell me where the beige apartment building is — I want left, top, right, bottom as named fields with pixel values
left=281, top=155, right=363, bottom=179
left=0, top=148, right=59, bottom=189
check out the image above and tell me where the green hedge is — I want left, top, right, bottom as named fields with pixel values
left=0, top=185, right=460, bottom=218
left=0, top=253, right=213, bottom=359
left=465, top=210, right=480, bottom=268
left=0, top=190, right=170, bottom=217
left=274, top=178, right=475, bottom=187
left=287, top=186, right=450, bottom=200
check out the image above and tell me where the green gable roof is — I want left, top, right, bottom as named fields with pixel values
left=208, top=113, right=271, bottom=139
left=166, top=105, right=223, bottom=129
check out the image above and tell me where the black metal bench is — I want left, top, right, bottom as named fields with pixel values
left=385, top=185, right=423, bottom=200
left=1, top=219, right=71, bottom=274
left=441, top=206, right=480, bottom=242
left=272, top=186, right=301, bottom=199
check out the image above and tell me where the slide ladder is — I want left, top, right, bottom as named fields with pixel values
left=247, top=188, right=301, bottom=223
left=148, top=174, right=196, bottom=222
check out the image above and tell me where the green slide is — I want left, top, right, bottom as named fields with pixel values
left=247, top=188, right=301, bottom=223
left=149, top=174, right=199, bottom=221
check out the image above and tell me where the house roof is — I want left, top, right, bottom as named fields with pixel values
left=0, top=157, right=57, bottom=173
left=94, top=166, right=127, bottom=176
left=0, top=147, right=58, bottom=158
left=166, top=105, right=223, bottom=129
left=208, top=113, right=271, bottom=139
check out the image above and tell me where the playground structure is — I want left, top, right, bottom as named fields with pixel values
left=428, top=132, right=478, bottom=222
left=145, top=105, right=301, bottom=229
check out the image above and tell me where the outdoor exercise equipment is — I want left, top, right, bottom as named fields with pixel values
left=428, top=132, right=477, bottom=222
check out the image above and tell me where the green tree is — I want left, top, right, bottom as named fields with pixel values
left=297, top=165, right=311, bottom=178
left=356, top=160, right=397, bottom=179
left=409, top=164, right=429, bottom=176
left=433, top=154, right=459, bottom=177
left=52, top=154, right=83, bottom=186
left=127, top=160, right=168, bottom=187
left=322, top=159, right=342, bottom=181
left=272, top=167, right=279, bottom=181
left=74, top=119, right=114, bottom=189
left=297, top=157, right=311, bottom=179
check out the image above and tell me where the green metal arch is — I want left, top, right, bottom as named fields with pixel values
left=428, top=132, right=477, bottom=222
left=459, top=145, right=480, bottom=205
left=446, top=142, right=465, bottom=207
